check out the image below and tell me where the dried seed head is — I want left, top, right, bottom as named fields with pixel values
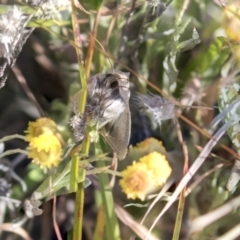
left=135, top=93, right=175, bottom=125
left=145, top=0, right=167, bottom=24
left=0, top=1, right=71, bottom=88
left=0, top=6, right=32, bottom=64
left=33, top=0, right=70, bottom=20
left=0, top=6, right=34, bottom=87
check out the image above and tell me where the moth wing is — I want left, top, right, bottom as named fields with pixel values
left=101, top=107, right=131, bottom=160
left=70, top=73, right=104, bottom=114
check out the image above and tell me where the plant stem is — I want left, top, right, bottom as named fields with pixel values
left=70, top=1, right=89, bottom=240
left=70, top=1, right=102, bottom=239
left=70, top=155, right=79, bottom=192
left=0, top=134, right=25, bottom=144
left=0, top=149, right=28, bottom=159
left=172, top=189, right=186, bottom=240
left=172, top=121, right=188, bottom=240
left=95, top=141, right=121, bottom=240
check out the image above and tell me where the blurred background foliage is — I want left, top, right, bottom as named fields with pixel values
left=0, top=0, right=240, bottom=239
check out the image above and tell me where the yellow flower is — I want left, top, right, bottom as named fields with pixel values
left=25, top=118, right=62, bottom=169
left=25, top=118, right=57, bottom=142
left=120, top=151, right=172, bottom=200
left=28, top=133, right=62, bottom=169
left=135, top=137, right=165, bottom=150
left=140, top=152, right=172, bottom=186
left=120, top=162, right=156, bottom=201
left=223, top=4, right=240, bottom=42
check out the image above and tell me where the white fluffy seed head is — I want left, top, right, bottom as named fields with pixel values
left=135, top=93, right=175, bottom=125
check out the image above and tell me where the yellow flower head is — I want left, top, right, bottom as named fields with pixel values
left=25, top=118, right=57, bottom=142
left=223, top=4, right=240, bottom=42
left=140, top=152, right=172, bottom=186
left=120, top=151, right=172, bottom=201
left=28, top=133, right=62, bottom=169
left=120, top=162, right=156, bottom=201
left=136, top=137, right=165, bottom=150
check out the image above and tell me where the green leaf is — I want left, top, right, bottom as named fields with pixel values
left=218, top=83, right=240, bottom=192
left=34, top=160, right=91, bottom=200
left=178, top=28, right=201, bottom=52
left=83, top=0, right=102, bottom=10
left=185, top=37, right=231, bottom=80
left=28, top=19, right=70, bottom=28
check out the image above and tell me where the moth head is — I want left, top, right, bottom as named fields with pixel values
left=107, top=70, right=130, bottom=103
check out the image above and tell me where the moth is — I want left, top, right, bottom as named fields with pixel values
left=70, top=70, right=131, bottom=160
